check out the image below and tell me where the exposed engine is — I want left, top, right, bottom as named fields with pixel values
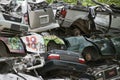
left=13, top=54, right=45, bottom=72
left=0, top=53, right=45, bottom=74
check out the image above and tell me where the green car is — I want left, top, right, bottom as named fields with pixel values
left=64, top=36, right=120, bottom=61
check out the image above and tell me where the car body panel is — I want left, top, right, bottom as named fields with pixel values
left=21, top=33, right=45, bottom=53
left=38, top=49, right=87, bottom=76
left=39, top=59, right=88, bottom=74
left=0, top=19, right=28, bottom=31
left=28, top=7, right=56, bottom=29
left=47, top=50, right=81, bottom=62
left=60, top=8, right=120, bottom=35
left=111, top=37, right=120, bottom=55
left=64, top=36, right=120, bottom=56
left=61, top=9, right=88, bottom=28
left=64, top=36, right=92, bottom=53
left=28, top=23, right=59, bottom=32
left=43, top=35, right=65, bottom=46
left=0, top=37, right=25, bottom=53
left=0, top=37, right=26, bottom=57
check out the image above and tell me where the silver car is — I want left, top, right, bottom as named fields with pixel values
left=0, top=0, right=59, bottom=35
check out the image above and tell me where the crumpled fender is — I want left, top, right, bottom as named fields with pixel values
left=81, top=37, right=116, bottom=56
left=43, top=35, right=65, bottom=46
left=64, top=36, right=93, bottom=53
left=111, top=37, right=120, bottom=55
left=21, top=34, right=45, bottom=53
left=0, top=37, right=25, bottom=54
left=94, top=38, right=116, bottom=55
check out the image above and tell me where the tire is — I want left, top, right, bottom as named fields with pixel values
left=82, top=46, right=101, bottom=61
left=72, top=27, right=81, bottom=36
left=71, top=19, right=90, bottom=36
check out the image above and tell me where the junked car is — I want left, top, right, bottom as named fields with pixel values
left=54, top=0, right=120, bottom=37
left=0, top=0, right=59, bottom=37
left=36, top=49, right=94, bottom=80
left=63, top=0, right=120, bottom=62
left=61, top=1, right=120, bottom=79
left=0, top=0, right=65, bottom=56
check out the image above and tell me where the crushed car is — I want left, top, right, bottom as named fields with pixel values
left=61, top=0, right=120, bottom=80
left=37, top=49, right=90, bottom=79
left=0, top=0, right=65, bottom=55
left=0, top=0, right=59, bottom=36
left=0, top=0, right=65, bottom=79
left=54, top=0, right=120, bottom=37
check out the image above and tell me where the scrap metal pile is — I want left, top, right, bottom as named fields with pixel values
left=0, top=0, right=120, bottom=80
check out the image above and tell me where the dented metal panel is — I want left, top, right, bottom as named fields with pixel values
left=0, top=37, right=25, bottom=54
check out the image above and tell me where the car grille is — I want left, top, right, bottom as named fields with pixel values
left=104, top=67, right=118, bottom=79
left=3, top=14, right=22, bottom=23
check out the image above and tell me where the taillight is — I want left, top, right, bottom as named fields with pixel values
left=79, top=58, right=85, bottom=64
left=24, top=13, right=28, bottom=24
left=48, top=54, right=60, bottom=60
left=60, top=8, right=67, bottom=18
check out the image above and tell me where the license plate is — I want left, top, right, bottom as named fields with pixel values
left=39, top=15, right=49, bottom=24
left=104, top=68, right=118, bottom=79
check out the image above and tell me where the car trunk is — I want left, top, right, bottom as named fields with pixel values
left=48, top=50, right=81, bottom=63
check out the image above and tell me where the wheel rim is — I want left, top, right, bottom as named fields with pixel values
left=85, top=53, right=92, bottom=61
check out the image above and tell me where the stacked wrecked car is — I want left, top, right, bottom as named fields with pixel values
left=0, top=0, right=120, bottom=80
left=0, top=0, right=63, bottom=79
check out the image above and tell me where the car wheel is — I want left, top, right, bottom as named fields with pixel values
left=82, top=46, right=101, bottom=61
left=72, top=28, right=81, bottom=36
left=71, top=19, right=90, bottom=36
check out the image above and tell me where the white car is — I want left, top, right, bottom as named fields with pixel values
left=0, top=0, right=59, bottom=36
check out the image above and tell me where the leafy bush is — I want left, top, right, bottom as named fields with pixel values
left=46, top=0, right=120, bottom=6
left=80, top=0, right=120, bottom=6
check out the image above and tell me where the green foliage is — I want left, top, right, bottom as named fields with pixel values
left=46, top=0, right=120, bottom=6
left=81, top=0, right=120, bottom=6
left=63, top=0, right=77, bottom=4
left=104, top=0, right=120, bottom=6
left=46, top=0, right=77, bottom=4
left=80, top=0, right=95, bottom=6
left=46, top=0, right=53, bottom=3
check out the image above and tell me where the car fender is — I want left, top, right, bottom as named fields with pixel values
left=111, top=37, right=120, bottom=55
left=0, top=37, right=26, bottom=57
left=93, top=38, right=116, bottom=56
left=43, top=35, right=65, bottom=46
left=64, top=36, right=93, bottom=53
left=61, top=9, right=88, bottom=28
left=81, top=37, right=116, bottom=57
left=21, top=34, right=45, bottom=53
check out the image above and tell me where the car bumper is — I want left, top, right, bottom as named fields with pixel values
left=29, top=23, right=60, bottom=32
left=39, top=60, right=88, bottom=73
left=0, top=20, right=28, bottom=31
